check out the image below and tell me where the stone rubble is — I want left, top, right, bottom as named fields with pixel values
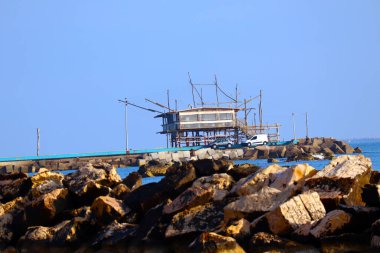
left=0, top=154, right=379, bottom=252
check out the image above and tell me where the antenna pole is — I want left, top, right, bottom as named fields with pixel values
left=175, top=99, right=178, bottom=111
left=214, top=75, right=220, bottom=107
left=259, top=90, right=263, bottom=132
left=37, top=128, right=40, bottom=156
left=200, top=88, right=204, bottom=107
left=244, top=98, right=248, bottom=127
left=292, top=112, right=296, bottom=140
left=306, top=112, right=309, bottom=139
left=235, top=84, right=238, bottom=109
left=167, top=89, right=171, bottom=112
left=188, top=72, right=196, bottom=107
left=125, top=98, right=129, bottom=151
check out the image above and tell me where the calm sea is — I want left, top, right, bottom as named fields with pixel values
left=38, top=139, right=380, bottom=184
left=234, top=139, right=380, bottom=171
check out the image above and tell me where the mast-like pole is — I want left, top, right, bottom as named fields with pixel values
left=125, top=98, right=128, bottom=151
left=306, top=112, right=309, bottom=139
left=214, top=75, right=220, bottom=107
left=188, top=72, right=196, bottom=107
left=37, top=128, right=40, bottom=156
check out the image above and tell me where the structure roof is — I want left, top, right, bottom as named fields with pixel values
left=155, top=107, right=240, bottom=118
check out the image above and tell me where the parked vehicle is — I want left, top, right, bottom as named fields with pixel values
left=242, top=134, right=269, bottom=147
left=209, top=137, right=233, bottom=149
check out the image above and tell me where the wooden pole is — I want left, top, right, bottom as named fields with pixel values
left=306, top=112, right=309, bottom=139
left=259, top=90, right=263, bottom=132
left=235, top=84, right=238, bottom=109
left=244, top=98, right=247, bottom=127
left=214, top=75, right=219, bottom=107
left=37, top=128, right=40, bottom=156
left=188, top=72, right=196, bottom=107
left=167, top=89, right=171, bottom=112
left=125, top=98, right=129, bottom=151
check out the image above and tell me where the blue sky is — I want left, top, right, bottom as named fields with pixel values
left=0, top=1, right=379, bottom=156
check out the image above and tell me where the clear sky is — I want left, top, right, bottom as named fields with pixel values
left=0, top=1, right=379, bottom=157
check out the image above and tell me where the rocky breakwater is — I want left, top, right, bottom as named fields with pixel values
left=137, top=137, right=360, bottom=178
left=1, top=156, right=380, bottom=252
left=250, top=137, right=361, bottom=162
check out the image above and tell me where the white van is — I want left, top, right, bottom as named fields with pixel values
left=242, top=134, right=269, bottom=147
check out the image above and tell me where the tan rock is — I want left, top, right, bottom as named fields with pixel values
left=30, top=171, right=64, bottom=198
left=165, top=203, right=224, bottom=238
left=233, top=164, right=286, bottom=196
left=192, top=173, right=234, bottom=201
left=224, top=187, right=293, bottom=220
left=91, top=196, right=130, bottom=226
left=248, top=232, right=318, bottom=253
left=21, top=220, right=71, bottom=243
left=25, top=188, right=69, bottom=226
left=266, top=191, right=326, bottom=235
left=189, top=232, right=246, bottom=253
left=305, top=155, right=372, bottom=206
left=269, top=164, right=317, bottom=191
left=163, top=186, right=213, bottom=215
left=225, top=218, right=250, bottom=239
left=111, top=183, right=131, bottom=200
left=310, top=210, right=351, bottom=238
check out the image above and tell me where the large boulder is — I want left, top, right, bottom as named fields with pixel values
left=248, top=232, right=318, bottom=253
left=191, top=159, right=233, bottom=177
left=224, top=187, right=293, bottom=221
left=309, top=210, right=351, bottom=239
left=124, top=163, right=197, bottom=215
left=265, top=191, right=326, bottom=235
left=164, top=173, right=234, bottom=216
left=25, top=188, right=70, bottom=226
left=111, top=183, right=131, bottom=200
left=91, top=221, right=136, bottom=248
left=51, top=207, right=95, bottom=246
left=225, top=218, right=250, bottom=240
left=123, top=182, right=170, bottom=214
left=161, top=162, right=198, bottom=195
left=320, top=233, right=372, bottom=253
left=189, top=232, right=246, bottom=253
left=0, top=173, right=31, bottom=203
left=20, top=220, right=71, bottom=245
left=0, top=197, right=27, bottom=245
left=63, top=163, right=119, bottom=205
left=138, top=161, right=172, bottom=177
left=227, top=164, right=261, bottom=181
left=232, top=164, right=286, bottom=196
left=335, top=141, right=355, bottom=154
left=29, top=171, right=64, bottom=198
left=122, top=171, right=142, bottom=191
left=362, top=184, right=380, bottom=207
left=233, top=164, right=316, bottom=196
left=255, top=146, right=271, bottom=159
left=269, top=164, right=317, bottom=191
left=304, top=155, right=372, bottom=207
left=134, top=201, right=170, bottom=241
left=165, top=202, right=225, bottom=238
left=192, top=173, right=235, bottom=201
left=330, top=143, right=345, bottom=154
left=339, top=205, right=380, bottom=233
left=91, top=196, right=130, bottom=226
left=163, top=186, right=213, bottom=215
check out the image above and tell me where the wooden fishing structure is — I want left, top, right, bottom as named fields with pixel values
left=121, top=74, right=281, bottom=148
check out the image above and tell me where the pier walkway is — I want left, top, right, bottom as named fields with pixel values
left=0, top=146, right=205, bottom=163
